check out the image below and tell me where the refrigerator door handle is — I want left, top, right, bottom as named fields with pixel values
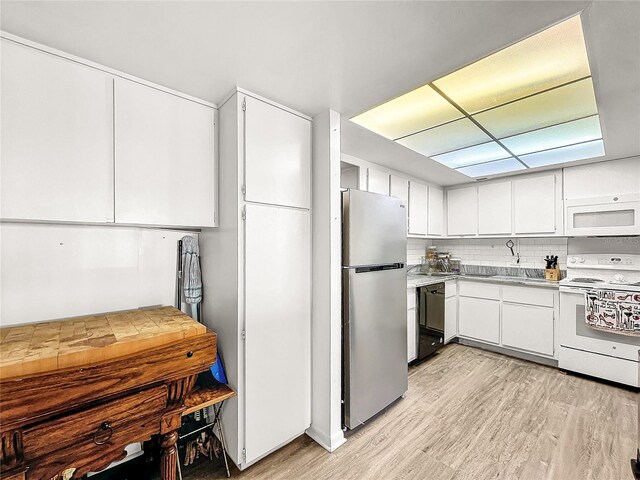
left=354, top=263, right=405, bottom=273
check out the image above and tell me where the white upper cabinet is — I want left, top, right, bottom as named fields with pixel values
left=447, top=186, right=478, bottom=236
left=427, top=186, right=444, bottom=236
left=408, top=181, right=428, bottom=236
left=513, top=174, right=557, bottom=234
left=114, top=78, right=216, bottom=227
left=244, top=95, right=311, bottom=209
left=390, top=175, right=409, bottom=233
left=367, top=168, right=390, bottom=195
left=1, top=39, right=114, bottom=223
left=478, top=181, right=512, bottom=235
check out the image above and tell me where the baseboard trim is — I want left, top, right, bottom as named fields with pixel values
left=305, top=426, right=347, bottom=453
left=457, top=337, right=558, bottom=367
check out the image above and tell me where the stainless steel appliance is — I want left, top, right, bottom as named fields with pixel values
left=558, top=238, right=640, bottom=387
left=342, top=189, right=408, bottom=429
left=415, top=283, right=445, bottom=363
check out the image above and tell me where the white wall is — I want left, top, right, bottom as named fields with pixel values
left=0, top=223, right=196, bottom=325
left=307, top=109, right=346, bottom=453
left=408, top=237, right=568, bottom=270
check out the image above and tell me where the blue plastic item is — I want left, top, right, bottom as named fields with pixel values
left=210, top=352, right=228, bottom=384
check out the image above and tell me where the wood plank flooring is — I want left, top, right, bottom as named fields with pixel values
left=185, top=344, right=638, bottom=480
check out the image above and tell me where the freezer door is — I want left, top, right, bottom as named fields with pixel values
left=343, top=265, right=408, bottom=429
left=343, top=189, right=406, bottom=267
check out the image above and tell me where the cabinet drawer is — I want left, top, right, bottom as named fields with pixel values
left=459, top=281, right=500, bottom=300
left=22, top=385, right=167, bottom=461
left=502, top=286, right=555, bottom=307
left=407, top=290, right=416, bottom=308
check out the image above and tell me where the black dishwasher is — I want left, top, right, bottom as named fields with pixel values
left=414, top=283, right=445, bottom=364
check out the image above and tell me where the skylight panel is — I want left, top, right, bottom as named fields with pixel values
left=501, top=115, right=602, bottom=155
left=396, top=118, right=491, bottom=157
left=431, top=141, right=511, bottom=169
left=350, top=84, right=462, bottom=139
left=472, top=78, right=597, bottom=138
left=519, top=139, right=605, bottom=167
left=457, top=158, right=526, bottom=177
left=433, top=15, right=590, bottom=113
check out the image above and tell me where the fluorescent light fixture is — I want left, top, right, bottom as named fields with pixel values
left=350, top=84, right=462, bottom=139
left=432, top=141, right=511, bottom=169
left=519, top=139, right=605, bottom=167
left=396, top=118, right=491, bottom=157
left=433, top=15, right=591, bottom=113
left=350, top=14, right=605, bottom=178
left=501, top=115, right=602, bottom=155
left=472, top=78, right=597, bottom=138
left=457, top=158, right=526, bottom=177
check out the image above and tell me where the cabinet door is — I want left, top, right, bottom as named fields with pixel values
left=244, top=204, right=310, bottom=464
left=447, top=186, right=478, bottom=235
left=408, top=182, right=427, bottom=235
left=114, top=78, right=216, bottom=227
left=1, top=39, right=114, bottom=222
left=368, top=168, right=390, bottom=195
left=458, top=296, right=500, bottom=344
left=390, top=176, right=409, bottom=233
left=514, top=175, right=556, bottom=234
left=502, top=303, right=554, bottom=356
left=444, top=295, right=457, bottom=343
left=244, top=96, right=311, bottom=209
left=427, top=186, right=444, bottom=236
left=478, top=181, right=512, bottom=234
left=407, top=290, right=416, bottom=362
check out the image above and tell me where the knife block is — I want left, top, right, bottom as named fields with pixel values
left=545, top=268, right=560, bottom=281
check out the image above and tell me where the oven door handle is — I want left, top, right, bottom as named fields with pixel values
left=559, top=286, right=590, bottom=294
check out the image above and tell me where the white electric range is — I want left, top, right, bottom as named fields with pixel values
left=559, top=250, right=640, bottom=387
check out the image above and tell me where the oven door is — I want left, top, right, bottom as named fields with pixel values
left=565, top=194, right=640, bottom=237
left=559, top=287, right=640, bottom=361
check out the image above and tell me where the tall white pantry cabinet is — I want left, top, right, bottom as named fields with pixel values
left=200, top=90, right=312, bottom=469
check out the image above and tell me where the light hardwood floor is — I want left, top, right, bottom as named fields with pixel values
left=186, top=344, right=638, bottom=480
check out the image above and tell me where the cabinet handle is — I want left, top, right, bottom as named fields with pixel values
left=93, top=421, right=113, bottom=445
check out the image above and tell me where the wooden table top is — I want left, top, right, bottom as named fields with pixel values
left=0, top=306, right=207, bottom=380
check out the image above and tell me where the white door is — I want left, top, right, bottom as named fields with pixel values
left=114, top=78, right=216, bottom=227
left=1, top=39, right=114, bottom=223
left=447, top=186, right=478, bottom=235
left=244, top=204, right=311, bottom=464
left=427, top=186, right=444, bottom=236
left=244, top=95, right=311, bottom=209
left=408, top=182, right=427, bottom=235
left=458, top=296, right=500, bottom=344
left=478, top=181, right=512, bottom=235
left=367, top=168, right=390, bottom=195
left=514, top=175, right=556, bottom=234
left=502, top=303, right=554, bottom=356
left=390, top=176, right=409, bottom=234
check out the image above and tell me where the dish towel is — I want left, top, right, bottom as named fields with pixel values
left=181, top=235, right=202, bottom=319
left=585, top=289, right=640, bottom=336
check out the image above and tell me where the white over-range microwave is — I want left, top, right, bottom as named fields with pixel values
left=565, top=193, right=640, bottom=236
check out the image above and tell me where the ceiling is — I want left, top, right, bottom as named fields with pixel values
left=1, top=1, right=639, bottom=186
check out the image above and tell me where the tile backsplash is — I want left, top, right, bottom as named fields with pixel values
left=407, top=237, right=568, bottom=270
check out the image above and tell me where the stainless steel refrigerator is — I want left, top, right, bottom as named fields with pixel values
left=342, top=189, right=408, bottom=429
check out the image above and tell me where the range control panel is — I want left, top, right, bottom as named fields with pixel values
left=567, top=254, right=639, bottom=269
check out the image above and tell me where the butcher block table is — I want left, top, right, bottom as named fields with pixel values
left=0, top=306, right=220, bottom=480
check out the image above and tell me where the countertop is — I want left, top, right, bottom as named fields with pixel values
left=407, top=273, right=561, bottom=290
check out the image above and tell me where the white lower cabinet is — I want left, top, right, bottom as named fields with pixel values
left=458, top=296, right=500, bottom=344
left=502, top=303, right=554, bottom=356
left=407, top=289, right=417, bottom=363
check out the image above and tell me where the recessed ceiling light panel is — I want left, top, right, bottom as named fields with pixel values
left=432, top=141, right=511, bottom=169
left=519, top=139, right=605, bottom=167
left=396, top=118, right=491, bottom=157
left=433, top=15, right=591, bottom=113
left=457, top=158, right=526, bottom=177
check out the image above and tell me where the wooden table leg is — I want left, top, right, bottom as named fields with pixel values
left=160, top=431, right=179, bottom=480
